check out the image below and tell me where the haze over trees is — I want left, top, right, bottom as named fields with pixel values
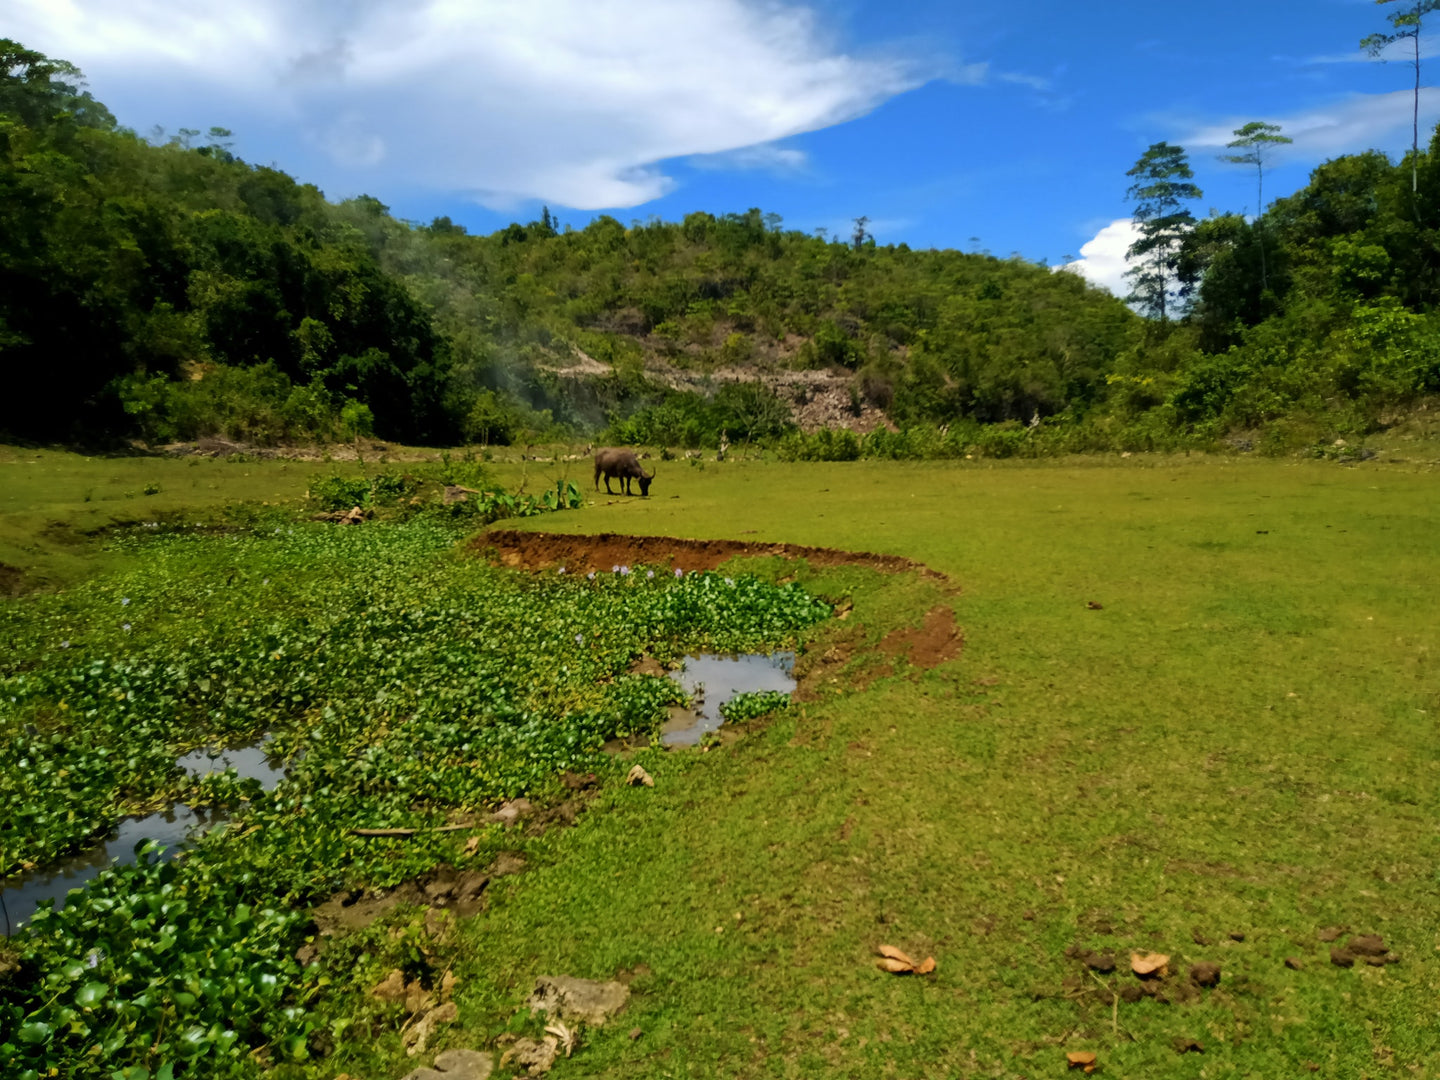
left=1, top=36, right=1438, bottom=455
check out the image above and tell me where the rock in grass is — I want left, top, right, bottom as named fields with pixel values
left=527, top=975, right=630, bottom=1025
left=500, top=1036, right=559, bottom=1075
left=399, top=1049, right=495, bottom=1080
left=1330, top=947, right=1355, bottom=968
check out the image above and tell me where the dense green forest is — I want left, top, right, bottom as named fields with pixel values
left=3, top=39, right=1438, bottom=453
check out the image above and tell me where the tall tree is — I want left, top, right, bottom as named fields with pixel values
left=1219, top=121, right=1292, bottom=291
left=1124, top=142, right=1203, bottom=322
left=1361, top=0, right=1440, bottom=196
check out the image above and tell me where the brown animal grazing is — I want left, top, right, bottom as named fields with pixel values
left=593, top=448, right=655, bottom=496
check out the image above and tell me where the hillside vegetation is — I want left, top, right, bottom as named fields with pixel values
left=3, top=39, right=1439, bottom=455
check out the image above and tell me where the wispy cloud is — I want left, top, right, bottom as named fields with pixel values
left=1183, top=88, right=1440, bottom=160
left=11, top=0, right=931, bottom=210
left=1299, top=32, right=1439, bottom=65
left=688, top=143, right=809, bottom=173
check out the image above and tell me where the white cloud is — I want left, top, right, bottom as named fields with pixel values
left=10, top=0, right=928, bottom=209
left=1059, top=218, right=1138, bottom=298
left=1183, top=88, right=1440, bottom=161
left=689, top=143, right=809, bottom=173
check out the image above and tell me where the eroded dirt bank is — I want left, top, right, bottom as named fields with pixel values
left=476, top=528, right=946, bottom=580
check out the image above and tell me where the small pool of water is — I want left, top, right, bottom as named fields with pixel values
left=1, top=737, right=284, bottom=936
left=662, top=652, right=796, bottom=747
left=176, top=737, right=287, bottom=791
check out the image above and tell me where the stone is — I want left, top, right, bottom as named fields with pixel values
left=398, top=1048, right=493, bottom=1080
left=403, top=1001, right=458, bottom=1056
left=527, top=975, right=631, bottom=1026
left=371, top=969, right=408, bottom=1003
left=500, top=1036, right=559, bottom=1075
left=490, top=798, right=534, bottom=825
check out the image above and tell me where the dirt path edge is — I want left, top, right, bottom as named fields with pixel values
left=475, top=529, right=949, bottom=581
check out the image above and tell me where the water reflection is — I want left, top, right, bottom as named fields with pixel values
left=0, top=806, right=216, bottom=935
left=1, top=736, right=285, bottom=936
left=662, top=652, right=795, bottom=747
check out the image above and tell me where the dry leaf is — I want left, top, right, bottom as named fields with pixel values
left=545, top=1021, right=578, bottom=1058
left=464, top=835, right=480, bottom=855
left=1130, top=951, right=1170, bottom=977
left=1067, top=1050, right=1098, bottom=1070
left=877, top=944, right=916, bottom=967
left=626, top=764, right=654, bottom=787
left=914, top=956, right=937, bottom=975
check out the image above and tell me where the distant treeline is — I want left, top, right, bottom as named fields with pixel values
left=2, top=39, right=1438, bottom=451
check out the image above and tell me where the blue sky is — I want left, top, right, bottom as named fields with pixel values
left=11, top=0, right=1439, bottom=292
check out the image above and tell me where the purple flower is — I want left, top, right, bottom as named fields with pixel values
left=612, top=564, right=620, bottom=573
left=86, top=948, right=103, bottom=968
left=587, top=571, right=596, bottom=581
left=674, top=568, right=684, bottom=578
left=59, top=640, right=70, bottom=649
left=575, top=633, right=584, bottom=645
left=619, top=565, right=631, bottom=576
left=122, top=623, right=132, bottom=632
left=646, top=570, right=655, bottom=579
left=121, top=597, right=130, bottom=606
left=725, top=577, right=735, bottom=586
left=557, top=567, right=567, bottom=575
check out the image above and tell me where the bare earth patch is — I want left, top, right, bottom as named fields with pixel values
left=476, top=529, right=943, bottom=580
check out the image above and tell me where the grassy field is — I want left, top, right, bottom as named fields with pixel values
left=3, top=446, right=1438, bottom=1079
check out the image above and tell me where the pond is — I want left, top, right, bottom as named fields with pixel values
left=661, top=651, right=796, bottom=747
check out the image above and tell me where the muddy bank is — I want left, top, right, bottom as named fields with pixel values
left=477, top=529, right=944, bottom=579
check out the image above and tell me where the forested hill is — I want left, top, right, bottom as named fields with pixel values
left=0, top=39, right=1135, bottom=447
left=4, top=38, right=1439, bottom=453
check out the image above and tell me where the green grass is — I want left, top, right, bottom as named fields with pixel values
left=0, top=446, right=364, bottom=591
left=4, top=446, right=1439, bottom=1078
left=435, top=453, right=1440, bottom=1078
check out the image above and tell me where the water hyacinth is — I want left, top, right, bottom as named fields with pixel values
left=0, top=518, right=833, bottom=1080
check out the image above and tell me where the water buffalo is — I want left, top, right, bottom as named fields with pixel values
left=593, top=448, right=655, bottom=496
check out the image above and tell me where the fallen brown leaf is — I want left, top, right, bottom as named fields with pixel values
left=877, top=944, right=916, bottom=967
left=464, top=835, right=480, bottom=855
left=626, top=764, right=654, bottom=787
left=1067, top=1049, right=1098, bottom=1071
left=1130, top=951, right=1170, bottom=977
left=873, top=945, right=937, bottom=975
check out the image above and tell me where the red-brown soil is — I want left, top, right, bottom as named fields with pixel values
left=476, top=529, right=943, bottom=579
left=877, top=605, right=964, bottom=668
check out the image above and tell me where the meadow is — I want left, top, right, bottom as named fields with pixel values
left=1, top=444, right=1437, bottom=1079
